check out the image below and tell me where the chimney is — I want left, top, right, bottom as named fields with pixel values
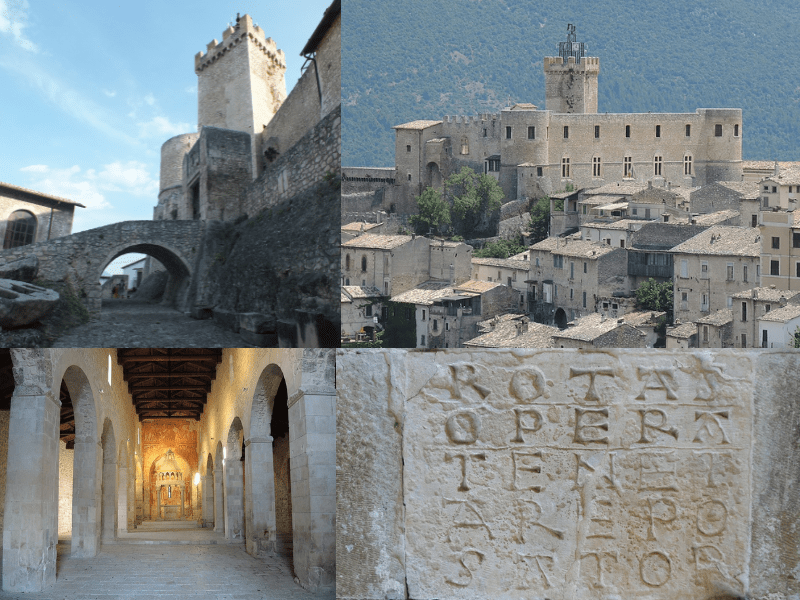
left=449, top=263, right=454, bottom=284
left=667, top=181, right=672, bottom=191
left=775, top=161, right=780, bottom=177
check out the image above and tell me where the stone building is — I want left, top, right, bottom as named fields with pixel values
left=757, top=303, right=800, bottom=348
left=470, top=256, right=529, bottom=311
left=337, top=349, right=800, bottom=599
left=0, top=182, right=83, bottom=249
left=696, top=308, right=733, bottom=348
left=690, top=181, right=761, bottom=228
left=0, top=348, right=335, bottom=594
left=367, top=26, right=742, bottom=218
left=671, top=226, right=762, bottom=323
left=730, top=286, right=800, bottom=348
left=759, top=209, right=800, bottom=290
left=550, top=312, right=647, bottom=348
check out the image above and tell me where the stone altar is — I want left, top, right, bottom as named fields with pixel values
left=336, top=349, right=800, bottom=600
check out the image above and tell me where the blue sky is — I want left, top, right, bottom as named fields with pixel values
left=1, top=0, right=333, bottom=273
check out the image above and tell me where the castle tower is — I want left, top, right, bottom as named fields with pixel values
left=543, top=24, right=599, bottom=114
left=194, top=14, right=287, bottom=170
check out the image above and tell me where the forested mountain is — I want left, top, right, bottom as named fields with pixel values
left=342, top=0, right=800, bottom=167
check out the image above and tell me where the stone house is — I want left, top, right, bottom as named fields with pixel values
left=627, top=184, right=687, bottom=221
left=759, top=209, right=800, bottom=290
left=463, top=314, right=558, bottom=348
left=0, top=348, right=335, bottom=594
left=471, top=256, right=529, bottom=311
left=626, top=222, right=707, bottom=288
left=581, top=219, right=644, bottom=248
left=696, top=308, right=733, bottom=348
left=551, top=313, right=647, bottom=348
left=529, top=236, right=628, bottom=327
left=340, top=221, right=384, bottom=243
left=758, top=165, right=800, bottom=211
left=340, top=285, right=382, bottom=342
left=758, top=303, right=800, bottom=348
left=671, top=226, right=762, bottom=323
left=0, top=182, right=84, bottom=249
left=665, top=321, right=698, bottom=348
left=690, top=181, right=761, bottom=228
left=730, top=286, right=800, bottom=348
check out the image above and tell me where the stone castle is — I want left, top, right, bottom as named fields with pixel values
left=343, top=25, right=742, bottom=219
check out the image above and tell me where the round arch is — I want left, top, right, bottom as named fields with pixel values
left=554, top=307, right=568, bottom=330
left=426, top=161, right=443, bottom=189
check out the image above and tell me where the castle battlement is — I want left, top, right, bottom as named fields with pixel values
left=195, top=14, right=285, bottom=73
left=543, top=55, right=600, bottom=71
left=443, top=113, right=500, bottom=124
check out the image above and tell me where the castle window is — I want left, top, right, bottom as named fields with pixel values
left=632, top=207, right=638, bottom=215
left=408, top=173, right=412, bottom=181
left=506, top=126, right=512, bottom=139
left=582, top=291, right=587, bottom=308
left=715, top=124, right=723, bottom=136
left=561, top=157, right=570, bottom=178
left=685, top=124, right=691, bottom=137
left=361, top=255, right=368, bottom=271
left=537, top=166, right=543, bottom=177
left=727, top=263, right=734, bottom=281
left=3, top=210, right=36, bottom=249
left=772, top=236, right=780, bottom=249
left=483, top=128, right=487, bottom=137
left=773, top=186, right=777, bottom=193
left=655, top=125, right=661, bottom=138
left=654, top=156, right=662, bottom=176
left=771, top=260, right=779, bottom=276
left=623, top=156, right=632, bottom=178
left=365, top=304, right=372, bottom=317
left=743, top=265, right=748, bottom=282
left=595, top=125, right=600, bottom=138
left=793, top=232, right=800, bottom=248
left=592, top=157, right=601, bottom=177
left=684, top=155, right=692, bottom=175
left=583, top=262, right=587, bottom=273
left=487, top=158, right=500, bottom=172
left=797, top=262, right=800, bottom=278
left=734, top=124, right=740, bottom=137
left=406, top=144, right=411, bottom=152
left=345, top=255, right=350, bottom=271
left=563, top=126, right=569, bottom=139
left=527, top=126, right=535, bottom=139
left=460, top=137, right=469, bottom=155
left=625, top=125, right=631, bottom=138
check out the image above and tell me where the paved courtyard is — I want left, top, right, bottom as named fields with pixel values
left=0, top=525, right=330, bottom=600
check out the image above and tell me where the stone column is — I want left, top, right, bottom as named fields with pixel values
left=143, top=485, right=150, bottom=521
left=202, top=475, right=214, bottom=528
left=180, top=487, right=185, bottom=519
left=244, top=436, right=276, bottom=556
left=117, top=464, right=128, bottom=534
left=288, top=387, right=336, bottom=591
left=135, top=469, right=143, bottom=525
left=70, top=439, right=101, bottom=558
left=224, top=456, right=245, bottom=539
left=213, top=466, right=224, bottom=532
left=156, top=485, right=161, bottom=520
left=2, top=386, right=60, bottom=592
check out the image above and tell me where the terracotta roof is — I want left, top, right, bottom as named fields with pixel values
left=690, top=210, right=740, bottom=226
left=341, top=293, right=351, bottom=303
left=759, top=304, right=800, bottom=323
left=742, top=161, right=800, bottom=171
left=390, top=282, right=453, bottom=305
left=583, top=183, right=647, bottom=196
left=455, top=279, right=503, bottom=293
left=580, top=196, right=625, bottom=205
left=341, top=221, right=382, bottom=232
left=393, top=120, right=442, bottom=130
left=530, top=237, right=617, bottom=259
left=0, top=181, right=85, bottom=207
left=696, top=308, right=733, bottom=326
left=714, top=181, right=761, bottom=198
left=667, top=322, right=697, bottom=339
left=509, top=103, right=538, bottom=110
left=595, top=201, right=628, bottom=211
left=553, top=313, right=644, bottom=342
left=670, top=226, right=761, bottom=257
left=472, top=257, right=530, bottom=269
left=342, top=285, right=382, bottom=299
left=731, top=287, right=800, bottom=302
left=619, top=310, right=666, bottom=326
left=342, top=234, right=416, bottom=249
left=464, top=318, right=557, bottom=348
left=583, top=219, right=643, bottom=231
left=509, top=250, right=530, bottom=261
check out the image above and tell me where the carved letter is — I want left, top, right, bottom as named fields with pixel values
left=693, top=411, right=731, bottom=444
left=640, top=551, right=671, bottom=587
left=445, top=498, right=494, bottom=541
left=693, top=545, right=734, bottom=580
left=445, top=452, right=486, bottom=492
left=511, top=408, right=543, bottom=443
left=580, top=551, right=618, bottom=589
left=445, top=548, right=484, bottom=587
left=446, top=411, right=481, bottom=444
left=644, top=497, right=678, bottom=541
left=638, top=452, right=679, bottom=491
left=696, top=499, right=727, bottom=536
left=510, top=368, right=552, bottom=403
left=574, top=408, right=609, bottom=444
left=635, top=367, right=678, bottom=400
left=512, top=450, right=544, bottom=492
left=449, top=364, right=490, bottom=400
left=570, top=367, right=616, bottom=403
left=636, top=409, right=679, bottom=444
left=516, top=499, right=565, bottom=542
left=587, top=496, right=615, bottom=539
left=515, top=553, right=554, bottom=589
left=694, top=451, right=732, bottom=488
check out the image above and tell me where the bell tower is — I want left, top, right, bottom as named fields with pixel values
left=543, top=24, right=599, bottom=114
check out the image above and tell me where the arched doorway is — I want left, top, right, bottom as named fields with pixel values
left=62, top=366, right=100, bottom=557
left=554, top=307, right=568, bottom=329
left=426, top=161, right=443, bottom=189
left=148, top=450, right=192, bottom=520
left=100, top=418, right=117, bottom=543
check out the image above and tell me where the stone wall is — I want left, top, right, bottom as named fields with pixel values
left=58, top=440, right=73, bottom=536
left=0, top=192, right=76, bottom=245
left=0, top=410, right=8, bottom=534
left=273, top=432, right=292, bottom=534
left=337, top=349, right=800, bottom=600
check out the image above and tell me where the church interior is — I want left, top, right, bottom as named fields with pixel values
left=0, top=348, right=335, bottom=598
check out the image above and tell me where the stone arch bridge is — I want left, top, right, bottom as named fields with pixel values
left=0, top=220, right=206, bottom=313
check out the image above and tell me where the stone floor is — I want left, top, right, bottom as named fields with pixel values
left=0, top=524, right=331, bottom=600
left=51, top=300, right=252, bottom=348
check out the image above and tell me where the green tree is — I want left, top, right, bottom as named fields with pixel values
left=528, top=196, right=550, bottom=244
left=635, top=278, right=674, bottom=324
left=793, top=326, right=800, bottom=348
left=445, top=167, right=504, bottom=238
left=473, top=236, right=527, bottom=259
left=409, top=187, right=450, bottom=235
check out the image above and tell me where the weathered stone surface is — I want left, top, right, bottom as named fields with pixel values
left=0, top=279, right=59, bottom=328
left=336, top=349, right=800, bottom=600
left=0, top=256, right=38, bottom=282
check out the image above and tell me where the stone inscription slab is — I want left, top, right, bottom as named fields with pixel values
left=403, top=352, right=753, bottom=599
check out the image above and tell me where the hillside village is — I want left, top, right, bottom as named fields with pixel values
left=341, top=27, right=800, bottom=349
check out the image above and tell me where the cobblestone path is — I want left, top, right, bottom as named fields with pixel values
left=52, top=300, right=252, bottom=348
left=0, top=539, right=330, bottom=600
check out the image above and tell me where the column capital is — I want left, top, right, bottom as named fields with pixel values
left=245, top=436, right=273, bottom=446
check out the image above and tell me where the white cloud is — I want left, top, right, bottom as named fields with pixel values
left=21, top=161, right=159, bottom=211
left=185, top=85, right=197, bottom=94
left=20, top=164, right=49, bottom=173
left=137, top=116, right=192, bottom=139
left=0, top=0, right=38, bottom=53
left=144, top=93, right=155, bottom=106
left=103, top=89, right=116, bottom=98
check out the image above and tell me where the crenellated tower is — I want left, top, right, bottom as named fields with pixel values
left=195, top=14, right=287, bottom=150
left=543, top=24, right=599, bottom=114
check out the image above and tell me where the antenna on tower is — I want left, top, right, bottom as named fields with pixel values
left=558, top=23, right=585, bottom=63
